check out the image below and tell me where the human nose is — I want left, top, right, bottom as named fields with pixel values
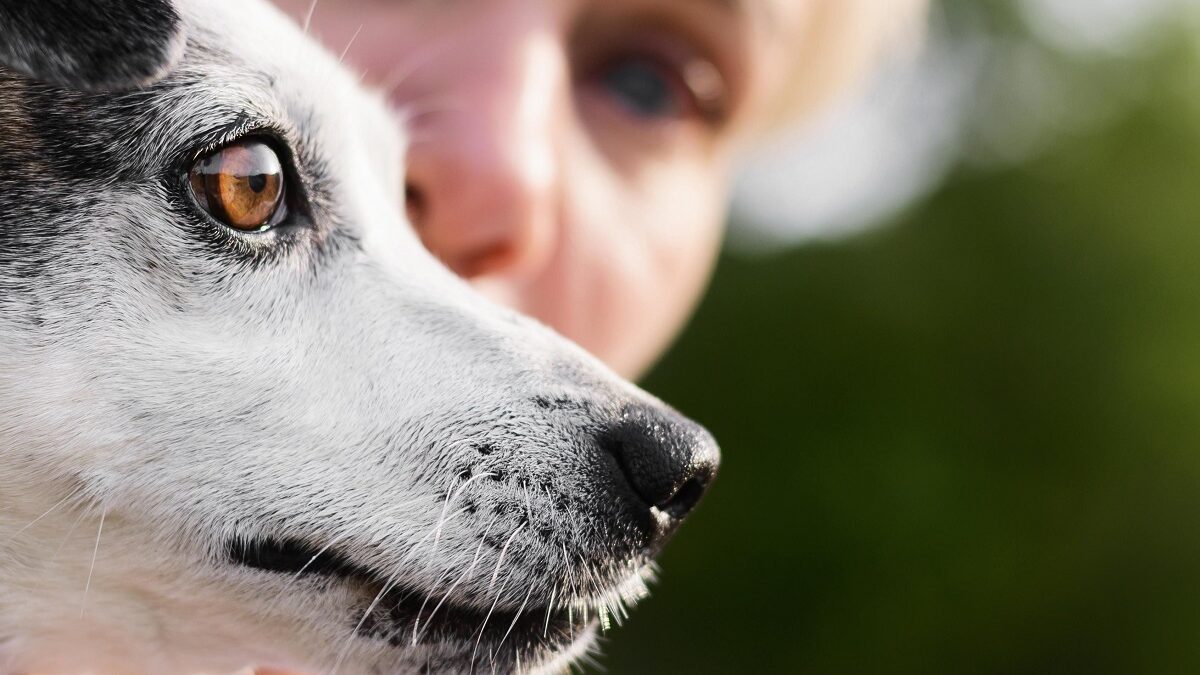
left=401, top=14, right=568, bottom=281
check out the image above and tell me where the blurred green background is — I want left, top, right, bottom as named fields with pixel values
left=603, top=2, right=1200, bottom=673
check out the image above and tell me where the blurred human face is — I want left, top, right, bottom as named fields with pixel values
left=274, top=0, right=804, bottom=377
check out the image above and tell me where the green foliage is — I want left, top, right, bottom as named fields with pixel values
left=601, top=29, right=1200, bottom=675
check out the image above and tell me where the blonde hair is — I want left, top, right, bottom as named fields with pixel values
left=760, top=0, right=928, bottom=133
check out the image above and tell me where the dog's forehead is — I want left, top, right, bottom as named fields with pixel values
left=0, top=0, right=405, bottom=221
left=0, top=0, right=416, bottom=275
left=175, top=0, right=404, bottom=168
left=1, top=0, right=407, bottom=194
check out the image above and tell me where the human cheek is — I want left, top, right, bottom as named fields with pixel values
left=596, top=167, right=728, bottom=376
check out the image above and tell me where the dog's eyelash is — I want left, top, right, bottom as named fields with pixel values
left=186, top=119, right=287, bottom=166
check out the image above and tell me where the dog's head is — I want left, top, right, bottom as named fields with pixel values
left=0, top=1, right=718, bottom=673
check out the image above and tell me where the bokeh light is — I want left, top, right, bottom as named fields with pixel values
left=602, top=1, right=1200, bottom=672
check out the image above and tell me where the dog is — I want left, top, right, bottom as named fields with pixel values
left=0, top=1, right=719, bottom=673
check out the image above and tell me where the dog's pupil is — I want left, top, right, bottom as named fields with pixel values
left=248, top=173, right=267, bottom=193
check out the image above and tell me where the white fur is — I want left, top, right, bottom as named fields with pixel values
left=0, top=2, right=681, bottom=673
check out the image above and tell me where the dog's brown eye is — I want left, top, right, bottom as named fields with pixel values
left=188, top=140, right=285, bottom=231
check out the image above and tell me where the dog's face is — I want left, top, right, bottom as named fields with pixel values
left=0, top=1, right=718, bottom=673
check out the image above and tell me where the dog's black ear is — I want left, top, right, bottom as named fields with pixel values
left=0, top=0, right=185, bottom=91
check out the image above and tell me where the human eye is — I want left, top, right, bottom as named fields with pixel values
left=602, top=56, right=680, bottom=118
left=576, top=30, right=733, bottom=129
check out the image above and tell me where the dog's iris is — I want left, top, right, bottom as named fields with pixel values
left=189, top=140, right=285, bottom=231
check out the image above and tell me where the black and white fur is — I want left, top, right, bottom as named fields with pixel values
left=0, top=1, right=719, bottom=673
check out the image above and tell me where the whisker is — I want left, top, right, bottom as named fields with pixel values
left=377, top=38, right=456, bottom=95
left=433, top=471, right=493, bottom=551
left=79, top=505, right=106, bottom=619
left=338, top=24, right=364, bottom=64
left=331, top=524, right=453, bottom=674
left=412, top=561, right=458, bottom=640
left=491, top=584, right=534, bottom=665
left=50, top=507, right=89, bottom=562
left=521, top=481, right=534, bottom=522
left=488, top=522, right=526, bottom=592
left=331, top=569, right=397, bottom=675
left=281, top=495, right=431, bottom=590
left=471, top=521, right=527, bottom=671
left=543, top=585, right=558, bottom=638
left=328, top=500, right=458, bottom=675
left=560, top=542, right=576, bottom=597
left=301, top=0, right=319, bottom=35
left=414, top=514, right=499, bottom=645
left=427, top=475, right=461, bottom=555
left=470, top=573, right=513, bottom=673
left=287, top=530, right=352, bottom=583
left=8, top=485, right=82, bottom=541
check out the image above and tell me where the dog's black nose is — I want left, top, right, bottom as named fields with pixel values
left=602, top=403, right=720, bottom=547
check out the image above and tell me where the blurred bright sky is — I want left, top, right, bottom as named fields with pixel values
left=730, top=0, right=1200, bottom=250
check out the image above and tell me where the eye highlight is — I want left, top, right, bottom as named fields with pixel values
left=188, top=139, right=286, bottom=232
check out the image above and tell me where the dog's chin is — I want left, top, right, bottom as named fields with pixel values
left=228, top=538, right=648, bottom=672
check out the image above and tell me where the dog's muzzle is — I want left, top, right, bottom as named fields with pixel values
left=225, top=394, right=718, bottom=666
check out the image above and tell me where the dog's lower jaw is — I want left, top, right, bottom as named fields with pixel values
left=0, top=480, right=302, bottom=675
left=0, top=481, right=614, bottom=675
left=0, top=560, right=296, bottom=675
left=0, top=569, right=317, bottom=675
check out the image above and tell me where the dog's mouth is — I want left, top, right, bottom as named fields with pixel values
left=228, top=537, right=645, bottom=665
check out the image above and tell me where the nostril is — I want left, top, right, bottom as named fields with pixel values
left=660, top=473, right=710, bottom=520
